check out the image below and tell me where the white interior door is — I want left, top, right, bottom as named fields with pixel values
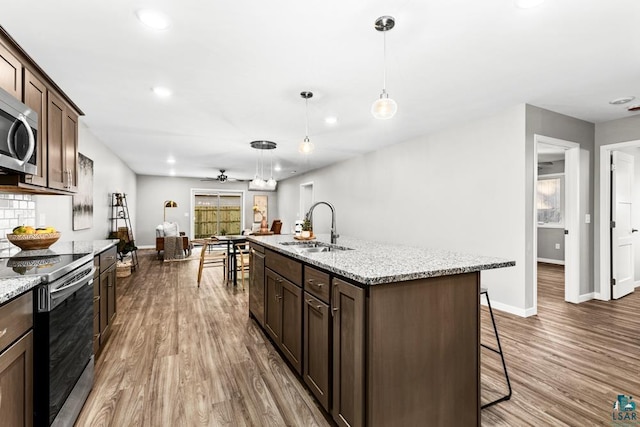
left=612, top=151, right=635, bottom=299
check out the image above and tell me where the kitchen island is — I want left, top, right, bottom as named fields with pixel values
left=247, top=234, right=514, bottom=427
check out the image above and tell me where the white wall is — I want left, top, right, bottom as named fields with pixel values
left=35, top=121, right=137, bottom=242
left=278, top=105, right=528, bottom=314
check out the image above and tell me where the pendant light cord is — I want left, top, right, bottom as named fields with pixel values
left=382, top=30, right=387, bottom=93
left=305, top=97, right=309, bottom=139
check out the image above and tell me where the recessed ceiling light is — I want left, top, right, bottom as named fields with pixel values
left=167, top=157, right=176, bottom=164
left=514, top=0, right=545, bottom=9
left=169, top=169, right=176, bottom=176
left=136, top=9, right=171, bottom=30
left=274, top=165, right=282, bottom=172
left=152, top=86, right=172, bottom=97
left=325, top=116, right=338, bottom=125
left=610, top=96, right=635, bottom=105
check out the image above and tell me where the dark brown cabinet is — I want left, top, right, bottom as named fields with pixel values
left=303, top=292, right=330, bottom=411
left=95, top=246, right=117, bottom=357
left=0, top=28, right=81, bottom=194
left=332, top=278, right=365, bottom=427
left=92, top=256, right=100, bottom=355
left=264, top=268, right=302, bottom=374
left=47, top=91, right=77, bottom=192
left=23, top=69, right=47, bottom=187
left=0, top=292, right=34, bottom=427
left=0, top=41, right=22, bottom=99
left=249, top=243, right=265, bottom=327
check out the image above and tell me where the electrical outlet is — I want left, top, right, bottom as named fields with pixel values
left=585, top=214, right=591, bottom=224
left=555, top=243, right=561, bottom=250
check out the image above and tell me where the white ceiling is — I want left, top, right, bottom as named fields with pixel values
left=2, top=1, right=639, bottom=181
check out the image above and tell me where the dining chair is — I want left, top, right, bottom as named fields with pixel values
left=233, top=242, right=251, bottom=290
left=196, top=238, right=228, bottom=287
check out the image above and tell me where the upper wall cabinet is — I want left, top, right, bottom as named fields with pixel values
left=23, top=70, right=47, bottom=187
left=0, top=42, right=22, bottom=99
left=48, top=92, right=78, bottom=192
left=0, top=27, right=83, bottom=195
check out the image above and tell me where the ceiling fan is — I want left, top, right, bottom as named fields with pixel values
left=200, top=169, right=245, bottom=183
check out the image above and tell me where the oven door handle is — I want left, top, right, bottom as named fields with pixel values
left=7, top=114, right=36, bottom=167
left=50, top=267, right=96, bottom=300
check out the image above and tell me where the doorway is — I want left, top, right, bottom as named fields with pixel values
left=300, top=182, right=314, bottom=220
left=533, top=135, right=580, bottom=310
left=598, top=140, right=640, bottom=300
left=190, top=189, right=244, bottom=238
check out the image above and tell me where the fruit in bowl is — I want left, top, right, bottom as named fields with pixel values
left=7, top=226, right=60, bottom=250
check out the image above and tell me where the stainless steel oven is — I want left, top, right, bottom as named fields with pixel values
left=32, top=254, right=95, bottom=427
left=0, top=86, right=37, bottom=175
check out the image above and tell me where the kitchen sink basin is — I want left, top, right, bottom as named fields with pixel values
left=279, top=241, right=353, bottom=253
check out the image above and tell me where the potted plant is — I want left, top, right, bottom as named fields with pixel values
left=301, top=218, right=312, bottom=239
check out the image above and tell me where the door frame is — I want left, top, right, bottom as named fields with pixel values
left=533, top=135, right=580, bottom=308
left=598, top=139, right=640, bottom=301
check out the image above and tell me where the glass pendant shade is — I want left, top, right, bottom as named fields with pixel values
left=298, top=137, right=314, bottom=154
left=266, top=177, right=277, bottom=187
left=371, top=93, right=398, bottom=120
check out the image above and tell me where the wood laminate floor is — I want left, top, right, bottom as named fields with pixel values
left=76, top=254, right=640, bottom=426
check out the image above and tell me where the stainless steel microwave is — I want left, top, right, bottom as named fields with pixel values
left=0, top=86, right=37, bottom=175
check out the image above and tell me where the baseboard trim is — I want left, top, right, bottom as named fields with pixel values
left=537, top=258, right=565, bottom=265
left=138, top=244, right=154, bottom=249
left=636, top=281, right=640, bottom=288
left=480, top=299, right=534, bottom=317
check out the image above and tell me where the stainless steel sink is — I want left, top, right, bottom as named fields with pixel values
left=298, top=246, right=331, bottom=253
left=279, top=241, right=353, bottom=253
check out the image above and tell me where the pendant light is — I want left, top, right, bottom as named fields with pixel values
left=299, top=91, right=314, bottom=154
left=249, top=140, right=277, bottom=191
left=371, top=16, right=397, bottom=120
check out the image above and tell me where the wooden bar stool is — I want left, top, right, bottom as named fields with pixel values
left=480, top=287, right=512, bottom=409
left=195, top=238, right=227, bottom=287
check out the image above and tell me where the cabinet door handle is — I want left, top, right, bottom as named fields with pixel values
left=331, top=282, right=339, bottom=316
left=93, top=296, right=100, bottom=302
left=0, top=327, right=7, bottom=338
left=307, top=279, right=324, bottom=288
left=306, top=298, right=324, bottom=312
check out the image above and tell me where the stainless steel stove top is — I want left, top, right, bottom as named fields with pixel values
left=0, top=248, right=93, bottom=282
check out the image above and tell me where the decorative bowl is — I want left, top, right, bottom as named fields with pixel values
left=6, top=232, right=61, bottom=250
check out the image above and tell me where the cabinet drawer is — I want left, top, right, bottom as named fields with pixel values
left=266, top=249, right=302, bottom=286
left=304, top=266, right=330, bottom=303
left=0, top=292, right=33, bottom=352
left=99, top=246, right=117, bottom=271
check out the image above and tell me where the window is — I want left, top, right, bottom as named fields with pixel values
left=537, top=175, right=564, bottom=226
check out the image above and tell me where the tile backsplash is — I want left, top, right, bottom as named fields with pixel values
left=0, top=194, right=36, bottom=250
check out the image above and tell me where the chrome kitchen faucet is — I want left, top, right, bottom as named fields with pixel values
left=305, top=201, right=339, bottom=244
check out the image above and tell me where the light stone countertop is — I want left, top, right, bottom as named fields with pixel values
left=247, top=234, right=515, bottom=286
left=0, top=239, right=119, bottom=305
